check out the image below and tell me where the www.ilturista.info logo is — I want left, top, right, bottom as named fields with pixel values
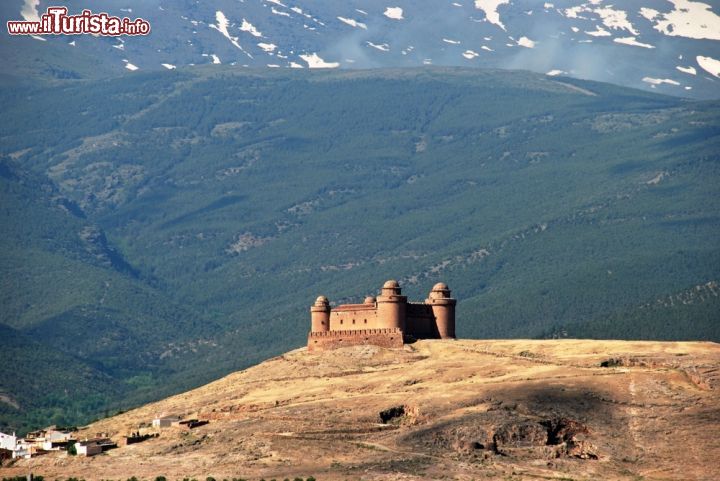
left=7, top=6, right=150, bottom=36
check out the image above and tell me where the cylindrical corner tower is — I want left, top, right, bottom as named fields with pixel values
left=376, top=280, right=407, bottom=331
left=310, top=295, right=331, bottom=332
left=426, top=282, right=456, bottom=339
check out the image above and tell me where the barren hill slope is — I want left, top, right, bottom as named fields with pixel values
left=5, top=339, right=720, bottom=481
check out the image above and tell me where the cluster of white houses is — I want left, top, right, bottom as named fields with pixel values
left=0, top=427, right=117, bottom=460
left=0, top=415, right=207, bottom=460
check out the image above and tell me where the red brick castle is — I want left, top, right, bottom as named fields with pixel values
left=308, top=280, right=456, bottom=351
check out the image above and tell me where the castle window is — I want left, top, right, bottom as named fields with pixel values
left=352, top=319, right=356, bottom=324
left=340, top=319, right=343, bottom=324
left=364, top=319, right=367, bottom=324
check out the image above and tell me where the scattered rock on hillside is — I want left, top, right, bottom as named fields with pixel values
left=562, top=438, right=599, bottom=459
left=379, top=404, right=420, bottom=425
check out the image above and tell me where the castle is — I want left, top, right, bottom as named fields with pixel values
left=308, top=280, right=456, bottom=351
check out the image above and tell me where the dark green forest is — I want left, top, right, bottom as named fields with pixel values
left=1, top=67, right=718, bottom=433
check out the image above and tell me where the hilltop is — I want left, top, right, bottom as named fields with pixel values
left=4, top=339, right=720, bottom=480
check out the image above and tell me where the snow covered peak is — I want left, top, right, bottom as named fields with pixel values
left=6, top=0, right=719, bottom=98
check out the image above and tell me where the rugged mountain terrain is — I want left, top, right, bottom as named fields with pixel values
left=1, top=0, right=719, bottom=98
left=3, top=339, right=720, bottom=480
left=1, top=67, right=718, bottom=433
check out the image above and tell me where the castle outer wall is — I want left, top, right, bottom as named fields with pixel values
left=308, top=328, right=404, bottom=351
left=308, top=280, right=456, bottom=351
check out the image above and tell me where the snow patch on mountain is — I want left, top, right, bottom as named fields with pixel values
left=614, top=37, right=654, bottom=49
left=564, top=3, right=640, bottom=36
left=443, top=39, right=461, bottom=45
left=161, top=64, right=176, bottom=70
left=258, top=43, right=277, bottom=53
left=123, top=61, right=139, bottom=71
left=564, top=5, right=587, bottom=19
left=338, top=17, right=367, bottom=29
left=585, top=26, right=611, bottom=37
left=546, top=69, right=567, bottom=76
left=300, top=53, right=339, bottom=68
left=474, top=0, right=510, bottom=30
left=384, top=7, right=404, bottom=20
left=643, top=0, right=720, bottom=41
left=594, top=6, right=638, bottom=35
left=676, top=65, right=697, bottom=75
left=561, top=0, right=639, bottom=37
left=367, top=41, right=390, bottom=52
left=463, top=50, right=479, bottom=59
left=697, top=56, right=720, bottom=78
left=639, top=8, right=660, bottom=21
left=21, top=0, right=40, bottom=23
left=642, top=77, right=680, bottom=86
left=210, top=11, right=251, bottom=57
left=517, top=36, right=535, bottom=48
left=271, top=7, right=290, bottom=17
left=241, top=19, right=263, bottom=37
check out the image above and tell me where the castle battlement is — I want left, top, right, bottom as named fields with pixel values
left=308, top=280, right=456, bottom=351
left=308, top=327, right=403, bottom=338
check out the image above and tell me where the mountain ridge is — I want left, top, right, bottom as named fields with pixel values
left=1, top=0, right=719, bottom=98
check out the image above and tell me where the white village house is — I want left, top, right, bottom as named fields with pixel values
left=152, top=415, right=182, bottom=428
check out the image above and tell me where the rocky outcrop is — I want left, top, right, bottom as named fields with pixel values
left=379, top=404, right=420, bottom=425
left=492, top=421, right=548, bottom=451
left=492, top=417, right=597, bottom=459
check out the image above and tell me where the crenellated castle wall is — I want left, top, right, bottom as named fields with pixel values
left=307, top=328, right=404, bottom=351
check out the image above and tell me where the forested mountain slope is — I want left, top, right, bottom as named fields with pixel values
left=1, top=67, right=718, bottom=432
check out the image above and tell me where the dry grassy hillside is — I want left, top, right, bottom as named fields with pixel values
left=4, top=339, right=720, bottom=481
